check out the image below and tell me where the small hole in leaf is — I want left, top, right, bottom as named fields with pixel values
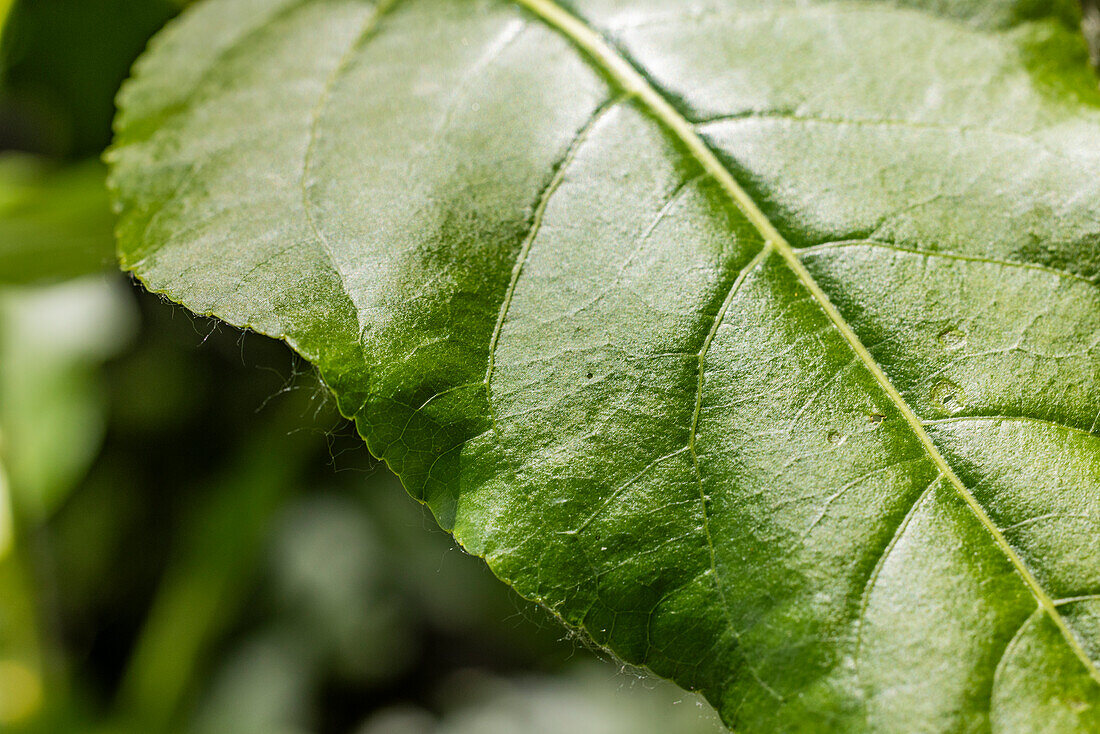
left=868, top=413, right=885, bottom=426
left=586, top=372, right=593, bottom=380
left=931, top=380, right=965, bottom=414
left=827, top=430, right=846, bottom=445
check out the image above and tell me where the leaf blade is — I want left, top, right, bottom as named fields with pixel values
left=109, top=0, right=1100, bottom=729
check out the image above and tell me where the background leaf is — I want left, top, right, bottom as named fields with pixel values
left=0, top=157, right=117, bottom=284
left=0, top=275, right=137, bottom=519
left=109, top=0, right=1100, bottom=731
left=0, top=0, right=176, bottom=157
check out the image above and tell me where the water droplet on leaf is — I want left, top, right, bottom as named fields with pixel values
left=938, top=327, right=966, bottom=350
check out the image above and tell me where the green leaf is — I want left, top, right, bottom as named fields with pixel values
left=0, top=276, right=137, bottom=519
left=0, top=155, right=117, bottom=284
left=0, top=0, right=178, bottom=157
left=108, top=0, right=1100, bottom=729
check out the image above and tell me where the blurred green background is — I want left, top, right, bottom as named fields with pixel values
left=0, top=1, right=724, bottom=732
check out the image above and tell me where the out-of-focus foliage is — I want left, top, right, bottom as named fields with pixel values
left=0, top=157, right=116, bottom=284
left=0, top=275, right=136, bottom=520
left=0, top=3, right=723, bottom=733
left=1085, top=0, right=1100, bottom=67
left=0, top=0, right=177, bottom=157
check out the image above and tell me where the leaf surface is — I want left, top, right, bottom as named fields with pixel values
left=108, top=0, right=1100, bottom=729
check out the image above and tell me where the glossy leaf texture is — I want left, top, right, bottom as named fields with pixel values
left=108, top=0, right=1100, bottom=730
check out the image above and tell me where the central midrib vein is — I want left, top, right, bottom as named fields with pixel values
left=512, top=0, right=1100, bottom=686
